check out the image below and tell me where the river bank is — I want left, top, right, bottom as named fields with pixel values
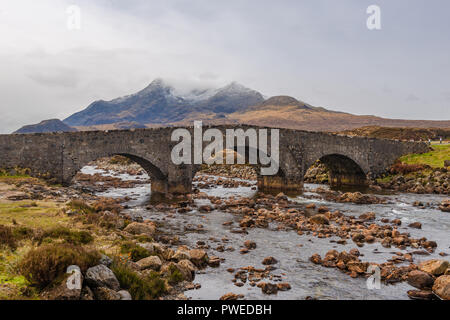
left=1, top=159, right=449, bottom=300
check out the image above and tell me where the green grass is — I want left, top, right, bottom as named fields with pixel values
left=0, top=201, right=66, bottom=229
left=399, top=144, right=450, bottom=168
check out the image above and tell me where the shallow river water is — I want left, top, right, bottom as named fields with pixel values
left=81, top=166, right=449, bottom=300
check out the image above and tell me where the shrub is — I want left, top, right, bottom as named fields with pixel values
left=390, top=162, right=429, bottom=175
left=120, top=241, right=150, bottom=262
left=111, top=262, right=166, bottom=300
left=67, top=200, right=94, bottom=214
left=19, top=244, right=100, bottom=289
left=12, top=226, right=35, bottom=241
left=42, top=226, right=94, bottom=245
left=0, top=225, right=17, bottom=250
left=92, top=198, right=123, bottom=214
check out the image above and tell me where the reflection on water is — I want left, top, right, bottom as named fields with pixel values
left=80, top=165, right=449, bottom=300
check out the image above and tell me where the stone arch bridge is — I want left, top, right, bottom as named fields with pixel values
left=0, top=125, right=428, bottom=196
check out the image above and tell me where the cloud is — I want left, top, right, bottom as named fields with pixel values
left=0, top=0, right=449, bottom=133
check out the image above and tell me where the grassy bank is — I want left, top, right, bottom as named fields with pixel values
left=399, top=144, right=449, bottom=168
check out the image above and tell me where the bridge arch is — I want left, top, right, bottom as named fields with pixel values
left=65, top=151, right=168, bottom=195
left=305, top=153, right=368, bottom=187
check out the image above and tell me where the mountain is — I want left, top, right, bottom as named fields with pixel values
left=224, top=96, right=450, bottom=131
left=63, top=79, right=264, bottom=127
left=14, top=119, right=77, bottom=134
left=15, top=78, right=450, bottom=133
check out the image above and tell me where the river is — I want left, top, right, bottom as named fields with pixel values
left=80, top=166, right=449, bottom=300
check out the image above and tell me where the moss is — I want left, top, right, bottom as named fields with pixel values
left=120, top=241, right=150, bottom=262
left=167, top=264, right=184, bottom=285
left=111, top=262, right=166, bottom=300
left=42, top=226, right=94, bottom=245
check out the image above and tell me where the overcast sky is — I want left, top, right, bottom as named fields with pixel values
left=0, top=0, right=449, bottom=133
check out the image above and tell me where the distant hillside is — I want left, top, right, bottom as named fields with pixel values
left=64, top=79, right=264, bottom=127
left=337, top=126, right=450, bottom=141
left=14, top=119, right=77, bottom=134
left=16, top=78, right=450, bottom=133
left=223, top=96, right=450, bottom=132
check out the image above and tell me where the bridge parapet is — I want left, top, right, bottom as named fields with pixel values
left=0, top=126, right=429, bottom=196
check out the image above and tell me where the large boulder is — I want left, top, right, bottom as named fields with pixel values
left=177, top=259, right=196, bottom=282
left=124, top=222, right=155, bottom=236
left=432, top=275, right=450, bottom=300
left=85, top=265, right=120, bottom=291
left=308, top=214, right=329, bottom=225
left=419, top=260, right=449, bottom=276
left=407, top=270, right=435, bottom=289
left=172, top=249, right=191, bottom=261
left=136, top=256, right=162, bottom=271
left=189, top=249, right=209, bottom=268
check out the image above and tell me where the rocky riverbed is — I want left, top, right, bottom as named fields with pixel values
left=77, top=162, right=449, bottom=300
left=1, top=161, right=449, bottom=300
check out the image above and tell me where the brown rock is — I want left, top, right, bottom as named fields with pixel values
left=407, top=290, right=437, bottom=300
left=408, top=222, right=422, bottom=229
left=244, top=240, right=257, bottom=250
left=432, top=275, right=450, bottom=300
left=189, top=249, right=209, bottom=268
left=258, top=282, right=278, bottom=295
left=309, top=214, right=329, bottom=225
left=407, top=270, right=435, bottom=289
left=136, top=256, right=162, bottom=271
left=123, top=222, right=155, bottom=237
left=262, top=256, right=278, bottom=265
left=419, top=259, right=449, bottom=276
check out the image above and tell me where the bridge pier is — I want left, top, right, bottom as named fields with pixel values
left=257, top=175, right=303, bottom=194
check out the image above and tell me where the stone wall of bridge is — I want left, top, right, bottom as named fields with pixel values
left=0, top=126, right=429, bottom=196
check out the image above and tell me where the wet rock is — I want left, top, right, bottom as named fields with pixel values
left=277, top=283, right=291, bottom=291
left=359, top=212, right=376, bottom=221
left=439, top=200, right=450, bottom=212
left=123, top=222, right=155, bottom=237
left=136, top=256, right=162, bottom=271
left=407, top=270, right=435, bottom=289
left=189, top=249, right=209, bottom=268
left=244, top=240, right=257, bottom=250
left=419, top=260, right=449, bottom=276
left=172, top=249, right=191, bottom=261
left=310, top=254, right=322, bottom=265
left=177, top=259, right=196, bottom=281
left=258, top=282, right=278, bottom=295
left=85, top=265, right=120, bottom=291
left=432, top=275, right=450, bottom=300
left=408, top=222, right=422, bottom=229
left=220, top=293, right=244, bottom=300
left=308, top=214, right=329, bottom=225
left=208, top=256, right=221, bottom=268
left=262, top=256, right=278, bottom=265
left=407, top=290, right=437, bottom=300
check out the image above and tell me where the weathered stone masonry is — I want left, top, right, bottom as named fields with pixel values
left=0, top=125, right=429, bottom=196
